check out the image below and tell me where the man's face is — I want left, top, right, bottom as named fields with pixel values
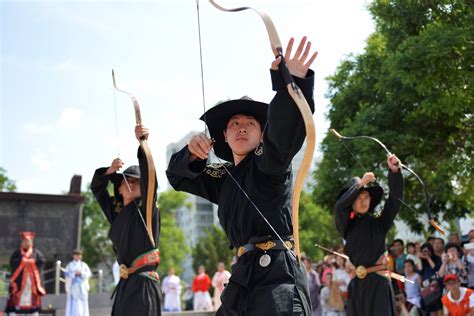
left=445, top=279, right=460, bottom=293
left=393, top=241, right=404, bottom=255
left=352, top=190, right=371, bottom=214
left=449, top=233, right=460, bottom=244
left=433, top=239, right=444, bottom=252
left=224, top=114, right=263, bottom=159
left=73, top=254, right=82, bottom=261
left=21, top=239, right=32, bottom=250
left=119, top=176, right=141, bottom=201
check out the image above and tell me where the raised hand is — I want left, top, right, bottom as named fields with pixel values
left=105, top=158, right=124, bottom=175
left=387, top=154, right=400, bottom=173
left=188, top=133, right=214, bottom=161
left=359, top=172, right=376, bottom=188
left=271, top=37, right=318, bottom=78
left=135, top=124, right=149, bottom=141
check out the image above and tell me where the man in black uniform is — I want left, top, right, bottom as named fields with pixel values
left=91, top=124, right=161, bottom=316
left=167, top=37, right=317, bottom=315
left=334, top=155, right=403, bottom=316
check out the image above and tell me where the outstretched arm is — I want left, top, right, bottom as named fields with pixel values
left=257, top=37, right=317, bottom=174
left=380, top=154, right=403, bottom=232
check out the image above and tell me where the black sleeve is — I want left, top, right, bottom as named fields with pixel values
left=91, top=167, right=116, bottom=224
left=255, top=69, right=315, bottom=175
left=379, top=170, right=403, bottom=232
left=34, top=249, right=45, bottom=270
left=334, top=183, right=360, bottom=237
left=166, top=146, right=223, bottom=204
left=9, top=250, right=21, bottom=272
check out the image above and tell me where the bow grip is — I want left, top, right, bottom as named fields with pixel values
left=276, top=54, right=296, bottom=90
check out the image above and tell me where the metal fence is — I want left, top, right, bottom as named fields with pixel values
left=0, top=261, right=107, bottom=296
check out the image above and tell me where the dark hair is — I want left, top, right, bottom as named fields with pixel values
left=445, top=242, right=462, bottom=255
left=403, top=259, right=416, bottom=269
left=420, top=242, right=435, bottom=259
left=406, top=242, right=415, bottom=248
left=393, top=239, right=404, bottom=246
left=434, top=237, right=445, bottom=245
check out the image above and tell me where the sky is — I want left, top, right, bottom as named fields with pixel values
left=0, top=0, right=375, bottom=195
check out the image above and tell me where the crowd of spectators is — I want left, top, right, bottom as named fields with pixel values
left=303, top=229, right=474, bottom=316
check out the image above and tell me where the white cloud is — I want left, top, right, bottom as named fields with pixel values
left=23, top=107, right=83, bottom=136
left=31, top=147, right=52, bottom=171
left=23, top=122, right=54, bottom=135
left=58, top=107, right=83, bottom=127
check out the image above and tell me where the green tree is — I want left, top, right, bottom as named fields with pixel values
left=0, top=167, right=16, bottom=192
left=157, top=190, right=190, bottom=277
left=299, top=191, right=341, bottom=261
left=314, top=0, right=473, bottom=235
left=192, top=225, right=234, bottom=278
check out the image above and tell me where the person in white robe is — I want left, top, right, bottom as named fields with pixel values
left=65, top=249, right=91, bottom=316
left=211, top=262, right=231, bottom=310
left=162, top=267, right=182, bottom=312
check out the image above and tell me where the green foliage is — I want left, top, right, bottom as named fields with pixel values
left=192, top=225, right=234, bottom=278
left=0, top=167, right=17, bottom=192
left=157, top=190, right=190, bottom=278
left=299, top=191, right=341, bottom=261
left=314, top=0, right=473, bottom=235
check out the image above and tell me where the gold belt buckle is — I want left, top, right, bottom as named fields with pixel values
left=355, top=265, right=367, bottom=279
left=237, top=246, right=246, bottom=257
left=119, top=264, right=129, bottom=279
left=255, top=241, right=276, bottom=251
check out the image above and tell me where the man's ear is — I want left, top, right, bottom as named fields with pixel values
left=223, top=129, right=227, bottom=142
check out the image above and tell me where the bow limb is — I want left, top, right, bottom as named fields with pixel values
left=209, top=1, right=316, bottom=263
left=330, top=128, right=445, bottom=235
left=112, top=70, right=157, bottom=246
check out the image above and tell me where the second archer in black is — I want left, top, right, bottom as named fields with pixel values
left=334, top=155, right=403, bottom=316
left=167, top=37, right=317, bottom=315
left=91, top=124, right=161, bottom=316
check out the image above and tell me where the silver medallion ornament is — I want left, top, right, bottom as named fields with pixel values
left=259, top=254, right=271, bottom=267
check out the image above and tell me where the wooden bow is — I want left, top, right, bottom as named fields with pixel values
left=112, top=70, right=157, bottom=246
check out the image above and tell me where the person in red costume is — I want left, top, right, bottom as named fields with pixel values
left=192, top=265, right=212, bottom=311
left=5, top=232, right=46, bottom=316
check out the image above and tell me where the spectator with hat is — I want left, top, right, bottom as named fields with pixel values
left=65, top=249, right=91, bottom=316
left=441, top=274, right=474, bottom=316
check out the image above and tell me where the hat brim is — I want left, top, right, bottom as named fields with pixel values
left=110, top=172, right=140, bottom=206
left=200, top=99, right=268, bottom=162
left=337, top=184, right=384, bottom=212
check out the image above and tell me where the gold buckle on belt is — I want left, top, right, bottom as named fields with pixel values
left=255, top=241, right=277, bottom=251
left=355, top=265, right=367, bottom=279
left=119, top=264, right=129, bottom=279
